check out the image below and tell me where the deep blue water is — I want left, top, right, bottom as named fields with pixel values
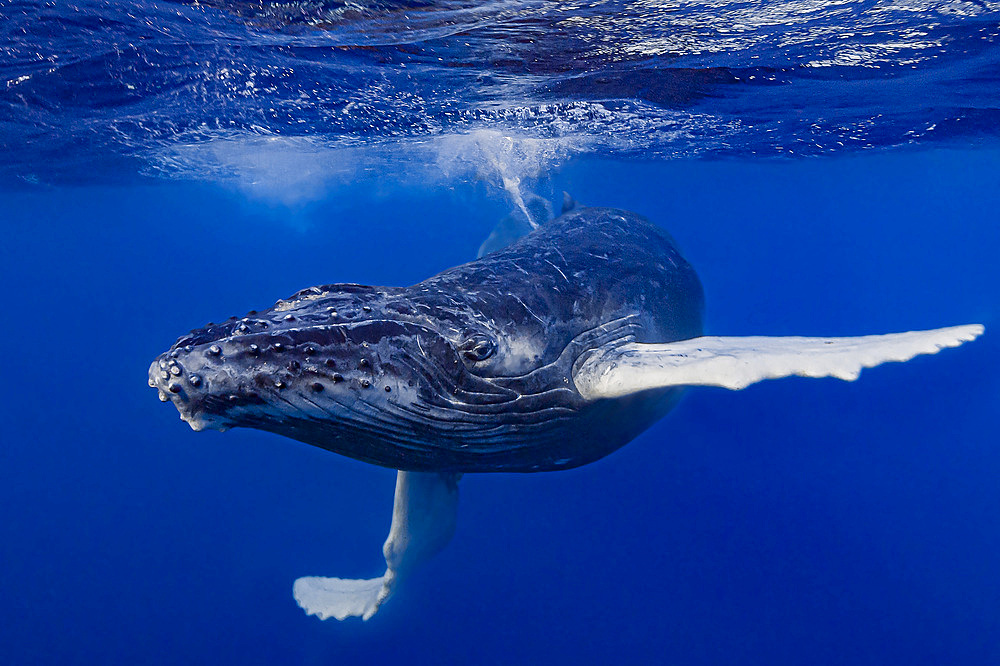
left=2, top=0, right=1000, bottom=664
left=3, top=152, right=998, bottom=664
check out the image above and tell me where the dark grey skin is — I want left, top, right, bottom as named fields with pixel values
left=149, top=206, right=704, bottom=473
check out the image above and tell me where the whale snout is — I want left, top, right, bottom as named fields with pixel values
left=148, top=315, right=456, bottom=440
left=147, top=345, right=241, bottom=432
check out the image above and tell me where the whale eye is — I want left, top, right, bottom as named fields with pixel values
left=459, top=334, right=497, bottom=363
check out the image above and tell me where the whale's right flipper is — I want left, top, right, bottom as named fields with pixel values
left=574, top=324, right=984, bottom=399
left=293, top=470, right=460, bottom=621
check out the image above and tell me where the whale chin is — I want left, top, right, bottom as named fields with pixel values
left=160, top=391, right=233, bottom=433
left=147, top=358, right=237, bottom=433
left=178, top=411, right=230, bottom=433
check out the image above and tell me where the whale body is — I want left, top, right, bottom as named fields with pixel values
left=149, top=207, right=704, bottom=472
left=149, top=204, right=982, bottom=621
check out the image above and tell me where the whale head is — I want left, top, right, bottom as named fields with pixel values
left=147, top=283, right=570, bottom=469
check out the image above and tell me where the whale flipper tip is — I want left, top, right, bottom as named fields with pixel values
left=293, top=574, right=389, bottom=621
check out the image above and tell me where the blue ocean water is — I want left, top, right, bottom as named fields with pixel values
left=2, top=0, right=999, bottom=663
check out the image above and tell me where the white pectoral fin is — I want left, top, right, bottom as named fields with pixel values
left=574, top=324, right=984, bottom=399
left=294, top=470, right=460, bottom=621
left=293, top=575, right=388, bottom=621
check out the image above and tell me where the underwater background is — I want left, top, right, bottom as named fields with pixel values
left=2, top=0, right=999, bottom=663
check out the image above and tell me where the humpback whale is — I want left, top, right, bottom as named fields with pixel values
left=148, top=202, right=983, bottom=621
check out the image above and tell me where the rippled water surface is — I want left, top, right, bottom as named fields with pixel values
left=3, top=0, right=1000, bottom=187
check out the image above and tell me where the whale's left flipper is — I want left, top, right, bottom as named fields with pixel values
left=293, top=470, right=460, bottom=621
left=574, top=324, right=984, bottom=399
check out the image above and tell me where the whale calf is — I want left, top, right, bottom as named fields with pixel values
left=149, top=203, right=983, bottom=620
